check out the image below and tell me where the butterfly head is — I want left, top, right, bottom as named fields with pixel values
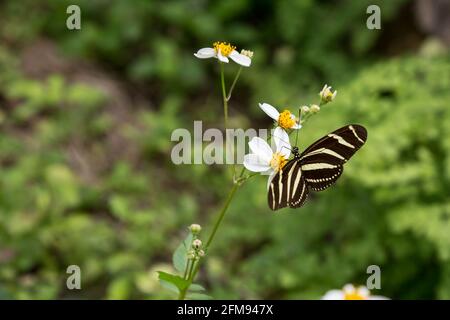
left=292, top=146, right=300, bottom=158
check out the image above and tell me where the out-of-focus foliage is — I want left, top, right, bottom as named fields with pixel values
left=0, top=0, right=449, bottom=299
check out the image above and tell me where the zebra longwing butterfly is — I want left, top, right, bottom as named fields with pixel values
left=268, top=124, right=367, bottom=211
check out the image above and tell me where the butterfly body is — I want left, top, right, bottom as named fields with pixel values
left=268, top=124, right=367, bottom=211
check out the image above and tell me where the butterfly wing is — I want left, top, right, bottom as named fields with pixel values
left=299, top=124, right=367, bottom=192
left=268, top=159, right=309, bottom=210
left=267, top=124, right=367, bottom=211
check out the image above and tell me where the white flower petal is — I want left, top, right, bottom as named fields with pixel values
left=259, top=103, right=279, bottom=121
left=292, top=123, right=302, bottom=129
left=248, top=137, right=273, bottom=163
left=217, top=50, right=229, bottom=63
left=194, top=47, right=216, bottom=59
left=321, top=290, right=345, bottom=300
left=229, top=50, right=251, bottom=67
left=273, top=127, right=291, bottom=158
left=243, top=154, right=271, bottom=172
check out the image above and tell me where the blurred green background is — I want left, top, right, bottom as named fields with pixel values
left=0, top=0, right=449, bottom=299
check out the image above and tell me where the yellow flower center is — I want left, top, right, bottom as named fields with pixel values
left=344, top=290, right=366, bottom=300
left=213, top=41, right=236, bottom=57
left=270, top=152, right=287, bottom=172
left=278, top=110, right=296, bottom=129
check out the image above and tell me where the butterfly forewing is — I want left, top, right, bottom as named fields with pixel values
left=300, top=125, right=366, bottom=192
left=267, top=124, right=367, bottom=211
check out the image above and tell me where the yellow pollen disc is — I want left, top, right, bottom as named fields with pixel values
left=213, top=41, right=236, bottom=57
left=278, top=110, right=296, bottom=129
left=270, top=152, right=287, bottom=172
left=344, top=291, right=366, bottom=300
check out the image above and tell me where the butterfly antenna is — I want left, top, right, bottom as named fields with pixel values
left=268, top=130, right=293, bottom=153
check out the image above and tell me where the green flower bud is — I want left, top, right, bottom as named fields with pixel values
left=189, top=224, right=202, bottom=234
left=187, top=250, right=195, bottom=260
left=301, top=105, right=310, bottom=113
left=192, top=239, right=202, bottom=250
left=310, top=104, right=320, bottom=113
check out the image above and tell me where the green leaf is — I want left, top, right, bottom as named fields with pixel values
left=157, top=271, right=189, bottom=291
left=186, top=292, right=213, bottom=300
left=172, top=233, right=193, bottom=274
left=188, top=283, right=205, bottom=292
left=159, top=279, right=179, bottom=293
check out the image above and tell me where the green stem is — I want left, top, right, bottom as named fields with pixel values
left=205, top=183, right=239, bottom=249
left=183, top=259, right=191, bottom=280
left=178, top=180, right=242, bottom=300
left=220, top=62, right=228, bottom=129
left=220, top=62, right=236, bottom=177
left=226, top=66, right=242, bottom=101
left=178, top=290, right=186, bottom=300
left=187, top=260, right=198, bottom=281
left=178, top=65, right=247, bottom=300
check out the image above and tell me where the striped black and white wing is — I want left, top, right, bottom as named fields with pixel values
left=268, top=159, right=308, bottom=211
left=267, top=124, right=367, bottom=211
left=299, top=124, right=367, bottom=191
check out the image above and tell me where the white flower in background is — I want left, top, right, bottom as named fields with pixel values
left=194, top=42, right=252, bottom=67
left=319, top=84, right=337, bottom=103
left=243, top=127, right=291, bottom=188
left=321, top=284, right=389, bottom=300
left=259, top=103, right=301, bottom=131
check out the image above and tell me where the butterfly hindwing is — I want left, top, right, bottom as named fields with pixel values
left=268, top=160, right=308, bottom=210
left=267, top=124, right=367, bottom=211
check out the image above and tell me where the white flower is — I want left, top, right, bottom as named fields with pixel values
left=321, top=284, right=389, bottom=300
left=319, top=84, right=337, bottom=103
left=243, top=127, right=291, bottom=189
left=259, top=103, right=301, bottom=131
left=194, top=42, right=251, bottom=67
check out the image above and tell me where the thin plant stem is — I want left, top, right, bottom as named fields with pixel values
left=220, top=62, right=228, bottom=129
left=205, top=182, right=239, bottom=249
left=220, top=62, right=236, bottom=177
left=187, top=259, right=197, bottom=281
left=178, top=171, right=245, bottom=300
left=178, top=259, right=195, bottom=300
left=178, top=65, right=249, bottom=300
left=183, top=259, right=191, bottom=280
left=226, top=66, right=242, bottom=101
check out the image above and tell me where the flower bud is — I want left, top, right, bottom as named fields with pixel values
left=187, top=250, right=196, bottom=260
left=192, top=239, right=202, bottom=250
left=319, top=84, right=337, bottom=103
left=189, top=224, right=202, bottom=234
left=310, top=104, right=320, bottom=113
left=198, top=250, right=205, bottom=257
left=301, top=105, right=310, bottom=113
left=241, top=49, right=254, bottom=58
